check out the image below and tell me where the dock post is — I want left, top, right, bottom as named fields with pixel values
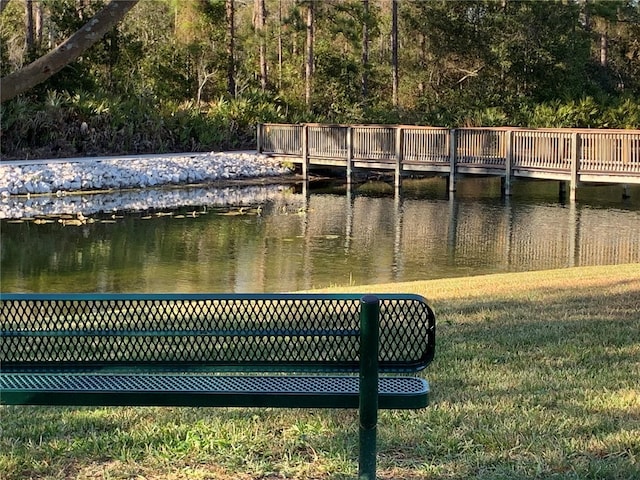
left=395, top=126, right=403, bottom=189
left=347, top=126, right=353, bottom=185
left=448, top=129, right=457, bottom=192
left=503, top=129, right=513, bottom=196
left=570, top=132, right=580, bottom=202
left=559, top=181, right=567, bottom=201
left=302, top=124, right=309, bottom=181
left=256, top=123, right=263, bottom=153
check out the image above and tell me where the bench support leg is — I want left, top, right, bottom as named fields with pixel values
left=359, top=295, right=380, bottom=480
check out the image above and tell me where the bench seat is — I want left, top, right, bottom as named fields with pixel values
left=0, top=373, right=429, bottom=408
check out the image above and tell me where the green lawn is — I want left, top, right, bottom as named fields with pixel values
left=2, top=264, right=639, bottom=479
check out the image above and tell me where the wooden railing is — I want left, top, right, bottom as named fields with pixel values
left=580, top=132, right=640, bottom=172
left=257, top=124, right=640, bottom=199
left=258, top=124, right=303, bottom=155
left=353, top=126, right=396, bottom=161
left=512, top=130, right=573, bottom=170
left=457, top=128, right=505, bottom=166
left=402, top=127, right=450, bottom=164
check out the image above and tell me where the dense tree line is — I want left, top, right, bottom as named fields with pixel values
left=1, top=0, right=639, bottom=159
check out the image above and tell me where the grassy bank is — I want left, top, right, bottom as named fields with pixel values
left=1, top=264, right=639, bottom=479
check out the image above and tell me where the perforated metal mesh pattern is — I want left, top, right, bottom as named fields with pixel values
left=0, top=373, right=427, bottom=395
left=0, top=294, right=435, bottom=373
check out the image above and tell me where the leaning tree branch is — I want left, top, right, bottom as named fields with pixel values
left=0, top=0, right=139, bottom=103
left=0, top=0, right=11, bottom=15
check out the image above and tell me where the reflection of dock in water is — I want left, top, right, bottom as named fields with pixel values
left=300, top=192, right=639, bottom=285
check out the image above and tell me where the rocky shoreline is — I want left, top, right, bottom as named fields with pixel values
left=0, top=152, right=291, bottom=196
left=0, top=152, right=295, bottom=219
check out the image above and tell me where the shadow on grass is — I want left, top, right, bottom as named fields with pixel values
left=2, top=283, right=639, bottom=479
left=389, top=285, right=640, bottom=479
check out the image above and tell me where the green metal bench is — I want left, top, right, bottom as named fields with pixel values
left=0, top=293, right=435, bottom=479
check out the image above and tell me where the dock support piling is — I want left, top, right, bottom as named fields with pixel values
left=395, top=126, right=403, bottom=188
left=503, top=130, right=513, bottom=196
left=559, top=181, right=567, bottom=201
left=302, top=124, right=309, bottom=181
left=449, top=129, right=457, bottom=192
left=570, top=133, right=580, bottom=202
left=347, top=127, right=353, bottom=185
left=256, top=123, right=263, bottom=153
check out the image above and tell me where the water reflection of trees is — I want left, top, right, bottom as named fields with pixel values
left=1, top=191, right=639, bottom=292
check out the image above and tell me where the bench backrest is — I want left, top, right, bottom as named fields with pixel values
left=0, top=293, right=435, bottom=374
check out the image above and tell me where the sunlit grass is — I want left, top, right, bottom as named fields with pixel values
left=1, top=264, right=639, bottom=479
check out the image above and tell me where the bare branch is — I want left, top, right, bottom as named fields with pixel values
left=456, top=65, right=485, bottom=85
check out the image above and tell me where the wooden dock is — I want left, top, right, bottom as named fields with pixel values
left=257, top=124, right=640, bottom=200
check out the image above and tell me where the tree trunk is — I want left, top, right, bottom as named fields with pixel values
left=582, top=0, right=591, bottom=31
left=418, top=32, right=425, bottom=96
left=600, top=27, right=608, bottom=67
left=361, top=0, right=369, bottom=100
left=305, top=1, right=314, bottom=106
left=278, top=0, right=282, bottom=88
left=1, top=0, right=139, bottom=103
left=254, top=0, right=267, bottom=91
left=25, top=0, right=35, bottom=57
left=226, top=0, right=236, bottom=97
left=391, top=0, right=399, bottom=107
left=34, top=0, right=43, bottom=46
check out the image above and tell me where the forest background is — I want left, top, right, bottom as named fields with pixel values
left=1, top=0, right=640, bottom=160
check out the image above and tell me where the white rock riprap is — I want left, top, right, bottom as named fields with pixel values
left=0, top=152, right=292, bottom=197
left=0, top=152, right=295, bottom=219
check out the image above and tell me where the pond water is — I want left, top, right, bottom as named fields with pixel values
left=1, top=177, right=639, bottom=293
